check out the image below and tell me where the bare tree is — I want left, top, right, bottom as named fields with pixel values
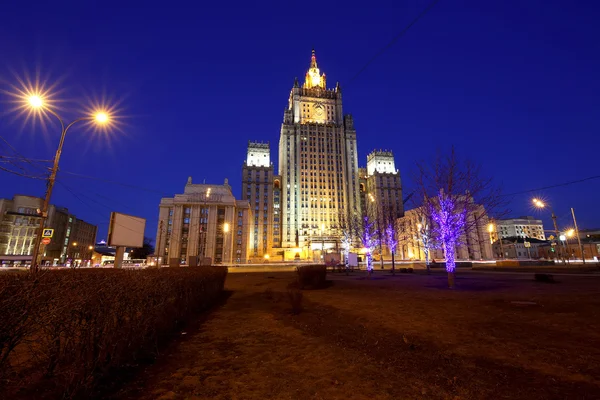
left=338, top=210, right=361, bottom=274
left=384, top=221, right=398, bottom=274
left=413, top=148, right=506, bottom=288
left=415, top=211, right=435, bottom=274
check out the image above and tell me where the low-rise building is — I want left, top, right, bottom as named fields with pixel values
left=156, top=177, right=252, bottom=266
left=492, top=237, right=548, bottom=259
left=538, top=240, right=600, bottom=262
left=397, top=203, right=493, bottom=261
left=495, top=216, right=545, bottom=240
left=0, top=195, right=97, bottom=266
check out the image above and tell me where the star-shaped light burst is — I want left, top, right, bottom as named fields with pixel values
left=81, top=94, right=125, bottom=139
left=3, top=72, right=64, bottom=130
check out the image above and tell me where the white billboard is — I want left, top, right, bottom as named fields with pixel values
left=108, top=212, right=146, bottom=248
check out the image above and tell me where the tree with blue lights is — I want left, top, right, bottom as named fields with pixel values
left=415, top=148, right=505, bottom=288
left=360, top=215, right=379, bottom=274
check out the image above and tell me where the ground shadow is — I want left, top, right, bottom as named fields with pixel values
left=96, top=290, right=234, bottom=400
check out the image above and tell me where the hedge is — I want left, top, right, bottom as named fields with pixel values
left=0, top=267, right=227, bottom=399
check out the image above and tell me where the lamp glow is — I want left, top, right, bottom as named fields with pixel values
left=223, top=223, right=230, bottom=233
left=567, top=229, right=574, bottom=237
left=28, top=95, right=43, bottom=108
left=487, top=223, right=494, bottom=233
left=94, top=111, right=109, bottom=124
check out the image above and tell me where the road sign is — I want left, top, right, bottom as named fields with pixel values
left=41, top=238, right=51, bottom=245
left=42, top=229, right=54, bottom=238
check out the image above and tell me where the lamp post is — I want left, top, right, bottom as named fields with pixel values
left=571, top=208, right=585, bottom=264
left=559, top=234, right=569, bottom=264
left=25, top=95, right=111, bottom=271
left=532, top=198, right=563, bottom=263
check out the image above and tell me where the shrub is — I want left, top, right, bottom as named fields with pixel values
left=407, top=268, right=414, bottom=273
left=296, top=265, right=327, bottom=289
left=0, top=267, right=227, bottom=399
left=287, top=289, right=303, bottom=314
left=400, top=268, right=408, bottom=273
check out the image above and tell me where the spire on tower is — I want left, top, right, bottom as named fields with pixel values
left=304, top=49, right=326, bottom=89
left=310, top=49, right=317, bottom=69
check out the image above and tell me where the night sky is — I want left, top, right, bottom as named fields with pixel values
left=1, top=0, right=598, bottom=243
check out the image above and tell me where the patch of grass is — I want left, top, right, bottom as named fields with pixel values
left=296, top=265, right=327, bottom=289
left=534, top=273, right=555, bottom=283
left=287, top=289, right=303, bottom=315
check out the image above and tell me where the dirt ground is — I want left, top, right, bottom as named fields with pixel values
left=113, top=270, right=600, bottom=400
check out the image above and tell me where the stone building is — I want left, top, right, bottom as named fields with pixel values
left=365, top=150, right=403, bottom=226
left=278, top=50, right=360, bottom=252
left=0, top=195, right=97, bottom=266
left=494, top=216, right=546, bottom=240
left=397, top=203, right=493, bottom=261
left=241, top=142, right=282, bottom=260
left=156, top=178, right=251, bottom=266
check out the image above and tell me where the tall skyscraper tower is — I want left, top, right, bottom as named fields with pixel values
left=365, top=149, right=404, bottom=225
left=279, top=50, right=360, bottom=250
left=242, top=142, right=277, bottom=258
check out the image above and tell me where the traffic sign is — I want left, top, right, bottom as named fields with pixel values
left=41, top=238, right=51, bottom=245
left=42, top=229, right=54, bottom=238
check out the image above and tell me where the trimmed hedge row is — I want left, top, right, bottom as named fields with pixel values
left=0, top=267, right=227, bottom=399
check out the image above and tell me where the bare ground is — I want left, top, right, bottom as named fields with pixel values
left=112, top=270, right=600, bottom=400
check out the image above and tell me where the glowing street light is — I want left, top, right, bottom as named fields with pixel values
left=567, top=229, right=575, bottom=237
left=17, top=85, right=118, bottom=271
left=223, top=223, right=230, bottom=233
left=28, top=95, right=43, bottom=108
left=95, top=111, right=109, bottom=124
left=532, top=198, right=545, bottom=208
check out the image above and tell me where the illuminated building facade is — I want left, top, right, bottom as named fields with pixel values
left=0, top=195, right=97, bottom=266
left=397, top=205, right=493, bottom=261
left=241, top=142, right=282, bottom=259
left=278, top=50, right=360, bottom=251
left=364, top=150, right=404, bottom=224
left=156, top=178, right=251, bottom=266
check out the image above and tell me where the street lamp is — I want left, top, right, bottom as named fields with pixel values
left=24, top=92, right=112, bottom=271
left=532, top=198, right=562, bottom=262
left=570, top=208, right=585, bottom=264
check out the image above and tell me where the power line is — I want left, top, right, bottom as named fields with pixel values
left=502, top=174, right=600, bottom=197
left=0, top=164, right=47, bottom=179
left=346, top=0, right=441, bottom=85
left=0, top=135, right=49, bottom=174
left=56, top=180, right=155, bottom=235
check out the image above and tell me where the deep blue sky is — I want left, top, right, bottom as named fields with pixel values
left=0, top=0, right=598, bottom=242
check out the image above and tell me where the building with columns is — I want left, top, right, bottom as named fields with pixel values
left=278, top=49, right=360, bottom=252
left=156, top=178, right=251, bottom=266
